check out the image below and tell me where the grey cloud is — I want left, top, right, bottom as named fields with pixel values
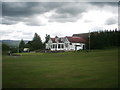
left=24, top=21, right=43, bottom=26
left=3, top=2, right=41, bottom=17
left=2, top=20, right=17, bottom=25
left=0, top=30, right=13, bottom=34
left=2, top=15, right=45, bottom=26
left=105, top=17, right=117, bottom=25
left=48, top=13, right=80, bottom=23
left=48, top=2, right=118, bottom=23
left=55, top=3, right=88, bottom=16
left=2, top=16, right=20, bottom=25
left=49, top=17, right=78, bottom=23
left=23, top=16, right=46, bottom=26
left=48, top=2, right=89, bottom=22
left=2, top=2, right=64, bottom=17
left=0, top=2, right=2, bottom=16
left=90, top=2, right=118, bottom=7
left=84, top=20, right=92, bottom=23
left=2, top=2, right=118, bottom=25
left=2, top=2, right=64, bottom=25
left=0, top=29, right=15, bottom=37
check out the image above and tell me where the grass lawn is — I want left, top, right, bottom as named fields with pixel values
left=2, top=48, right=118, bottom=88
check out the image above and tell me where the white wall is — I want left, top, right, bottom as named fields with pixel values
left=66, top=43, right=85, bottom=51
left=46, top=43, right=85, bottom=51
left=50, top=43, right=65, bottom=51
left=45, top=37, right=86, bottom=51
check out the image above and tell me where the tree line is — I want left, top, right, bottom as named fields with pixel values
left=2, top=33, right=50, bottom=53
left=86, top=29, right=120, bottom=49
left=18, top=33, right=50, bottom=52
left=2, top=29, right=120, bottom=54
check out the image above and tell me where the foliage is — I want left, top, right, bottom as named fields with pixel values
left=32, top=33, right=43, bottom=50
left=2, top=43, right=19, bottom=54
left=10, top=47, right=18, bottom=53
left=19, top=39, right=25, bottom=52
left=2, top=43, right=10, bottom=51
left=86, top=29, right=119, bottom=49
left=43, top=34, right=50, bottom=49
left=45, top=34, right=50, bottom=43
left=24, top=41, right=32, bottom=50
left=25, top=33, right=43, bottom=51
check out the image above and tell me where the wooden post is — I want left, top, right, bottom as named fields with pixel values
left=89, top=30, right=90, bottom=51
left=18, top=42, right=19, bottom=53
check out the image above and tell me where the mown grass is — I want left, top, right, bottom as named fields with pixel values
left=2, top=48, right=118, bottom=88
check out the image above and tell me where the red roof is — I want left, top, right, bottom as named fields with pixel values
left=50, top=37, right=86, bottom=43
left=50, top=38, right=63, bottom=43
left=66, top=36, right=86, bottom=43
left=50, top=38, right=55, bottom=41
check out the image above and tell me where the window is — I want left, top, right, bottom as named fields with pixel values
left=65, top=43, right=68, bottom=47
left=70, top=42, right=72, bottom=45
left=51, top=45, right=52, bottom=48
left=52, top=44, right=57, bottom=48
left=53, top=44, right=54, bottom=48
left=58, top=44, right=60, bottom=48
left=61, top=44, right=64, bottom=48
left=75, top=45, right=81, bottom=47
left=55, top=44, right=57, bottom=48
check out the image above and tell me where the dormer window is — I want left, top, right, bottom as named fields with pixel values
left=65, top=43, right=68, bottom=47
left=55, top=36, right=59, bottom=42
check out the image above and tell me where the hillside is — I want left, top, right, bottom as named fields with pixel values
left=1, top=40, right=28, bottom=47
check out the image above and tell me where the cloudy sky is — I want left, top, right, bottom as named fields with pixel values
left=0, top=0, right=118, bottom=41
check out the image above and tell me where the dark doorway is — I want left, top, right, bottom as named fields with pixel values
left=83, top=45, right=85, bottom=50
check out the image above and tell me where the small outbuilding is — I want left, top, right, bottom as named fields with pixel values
left=23, top=48, right=30, bottom=52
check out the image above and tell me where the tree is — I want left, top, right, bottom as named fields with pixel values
left=2, top=43, right=11, bottom=55
left=19, top=39, right=25, bottom=52
left=25, top=41, right=32, bottom=50
left=43, top=34, right=50, bottom=49
left=2, top=43, right=10, bottom=51
left=87, top=29, right=119, bottom=50
left=31, top=33, right=43, bottom=50
left=45, top=34, right=50, bottom=43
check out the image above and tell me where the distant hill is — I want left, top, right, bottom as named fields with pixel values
left=1, top=40, right=29, bottom=47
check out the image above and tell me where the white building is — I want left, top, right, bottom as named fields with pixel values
left=46, top=36, right=86, bottom=51
left=23, top=48, right=30, bottom=52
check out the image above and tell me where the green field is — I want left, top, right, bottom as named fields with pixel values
left=2, top=48, right=118, bottom=88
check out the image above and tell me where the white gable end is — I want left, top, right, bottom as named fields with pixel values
left=46, top=36, right=86, bottom=51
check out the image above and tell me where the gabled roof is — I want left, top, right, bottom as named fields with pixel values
left=50, top=38, right=55, bottom=41
left=72, top=33, right=89, bottom=40
left=50, top=38, right=63, bottom=43
left=66, top=36, right=86, bottom=43
left=50, top=36, right=86, bottom=43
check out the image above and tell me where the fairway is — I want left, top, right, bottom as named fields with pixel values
left=2, top=48, right=118, bottom=88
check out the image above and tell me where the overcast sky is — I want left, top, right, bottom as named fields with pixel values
left=0, top=1, right=118, bottom=41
